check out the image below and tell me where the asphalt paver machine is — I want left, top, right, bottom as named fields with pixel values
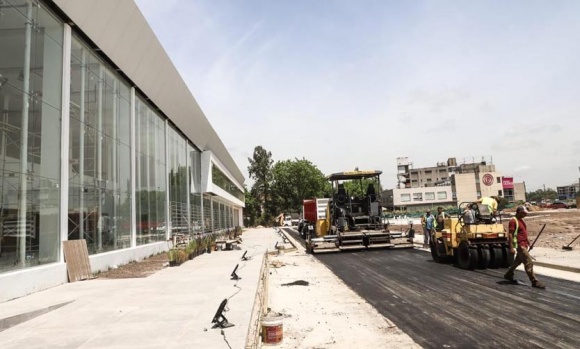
left=306, top=170, right=412, bottom=253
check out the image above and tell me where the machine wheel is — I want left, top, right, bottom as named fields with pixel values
left=430, top=238, right=452, bottom=263
left=430, top=240, right=442, bottom=263
left=489, top=246, right=503, bottom=268
left=501, top=244, right=514, bottom=268
left=457, top=242, right=478, bottom=270
left=477, top=245, right=490, bottom=269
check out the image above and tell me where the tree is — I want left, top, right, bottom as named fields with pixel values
left=247, top=146, right=274, bottom=225
left=497, top=196, right=510, bottom=211
left=243, top=185, right=261, bottom=227
left=526, top=188, right=557, bottom=202
left=270, top=158, right=331, bottom=215
left=342, top=178, right=383, bottom=198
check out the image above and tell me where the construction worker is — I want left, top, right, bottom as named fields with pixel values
left=462, top=204, right=475, bottom=224
left=504, top=206, right=545, bottom=289
left=477, top=196, right=500, bottom=215
left=421, top=209, right=435, bottom=246
left=435, top=207, right=449, bottom=232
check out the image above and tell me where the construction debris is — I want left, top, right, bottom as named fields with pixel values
left=282, top=280, right=309, bottom=287
left=270, top=260, right=286, bottom=268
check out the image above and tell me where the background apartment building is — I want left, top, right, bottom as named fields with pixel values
left=557, top=183, right=579, bottom=200
left=382, top=156, right=526, bottom=211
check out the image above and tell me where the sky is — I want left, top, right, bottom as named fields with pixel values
left=134, top=0, right=580, bottom=192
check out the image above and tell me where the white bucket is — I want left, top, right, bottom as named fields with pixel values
left=261, top=313, right=283, bottom=345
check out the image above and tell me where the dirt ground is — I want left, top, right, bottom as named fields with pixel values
left=505, top=209, right=580, bottom=249
left=96, top=209, right=579, bottom=279
left=96, top=252, right=169, bottom=279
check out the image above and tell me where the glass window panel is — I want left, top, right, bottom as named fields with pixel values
left=212, top=164, right=244, bottom=201
left=212, top=200, right=220, bottom=232
left=0, top=1, right=63, bottom=272
left=82, top=124, right=97, bottom=182
left=67, top=35, right=134, bottom=253
left=101, top=71, right=116, bottom=138
left=117, top=96, right=130, bottom=146
left=135, top=95, right=167, bottom=245
left=203, top=195, right=212, bottom=232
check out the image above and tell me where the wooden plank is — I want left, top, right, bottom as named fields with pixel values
left=62, top=240, right=92, bottom=282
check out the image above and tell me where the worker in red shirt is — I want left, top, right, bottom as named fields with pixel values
left=504, top=206, right=545, bottom=289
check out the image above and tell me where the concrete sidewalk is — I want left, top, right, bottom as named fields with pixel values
left=0, top=228, right=284, bottom=349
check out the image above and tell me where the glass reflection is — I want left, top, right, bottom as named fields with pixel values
left=68, top=35, right=131, bottom=253
left=0, top=1, right=63, bottom=272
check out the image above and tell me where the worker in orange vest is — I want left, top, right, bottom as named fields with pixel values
left=504, top=206, right=545, bottom=289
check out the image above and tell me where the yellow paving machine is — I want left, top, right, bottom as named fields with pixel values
left=306, top=170, right=412, bottom=253
left=430, top=202, right=513, bottom=269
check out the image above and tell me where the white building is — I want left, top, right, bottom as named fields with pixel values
left=0, top=0, right=245, bottom=302
left=383, top=156, right=525, bottom=211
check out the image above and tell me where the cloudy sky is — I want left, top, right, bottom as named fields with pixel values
left=134, top=0, right=580, bottom=191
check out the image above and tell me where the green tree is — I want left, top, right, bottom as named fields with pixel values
left=243, top=185, right=261, bottom=227
left=526, top=188, right=557, bottom=202
left=247, top=146, right=274, bottom=225
left=270, top=158, right=331, bottom=214
left=342, top=178, right=383, bottom=198
left=497, top=196, right=510, bottom=211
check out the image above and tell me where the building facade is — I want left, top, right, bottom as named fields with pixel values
left=0, top=0, right=245, bottom=302
left=383, top=156, right=525, bottom=211
left=556, top=183, right=579, bottom=200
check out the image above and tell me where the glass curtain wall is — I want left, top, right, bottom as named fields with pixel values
left=203, top=194, right=212, bottom=232
left=221, top=202, right=226, bottom=230
left=167, top=126, right=188, bottom=234
left=212, top=200, right=221, bottom=232
left=188, top=144, right=202, bottom=234
left=0, top=1, right=63, bottom=271
left=68, top=36, right=132, bottom=254
left=212, top=164, right=244, bottom=201
left=135, top=97, right=166, bottom=245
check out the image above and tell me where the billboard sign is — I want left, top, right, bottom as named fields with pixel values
left=502, top=177, right=514, bottom=189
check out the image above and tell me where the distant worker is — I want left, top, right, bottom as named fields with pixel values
left=504, top=206, right=545, bottom=289
left=407, top=221, right=415, bottom=242
left=421, top=209, right=435, bottom=246
left=477, top=196, right=500, bottom=215
left=435, top=207, right=449, bottom=232
left=462, top=204, right=475, bottom=224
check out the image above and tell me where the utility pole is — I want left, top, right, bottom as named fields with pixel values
left=543, top=184, right=546, bottom=202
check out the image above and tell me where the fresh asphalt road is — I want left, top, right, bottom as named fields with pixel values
left=282, top=228, right=580, bottom=349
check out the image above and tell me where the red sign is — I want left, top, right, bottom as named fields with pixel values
left=482, top=173, right=494, bottom=186
left=502, top=177, right=514, bottom=189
